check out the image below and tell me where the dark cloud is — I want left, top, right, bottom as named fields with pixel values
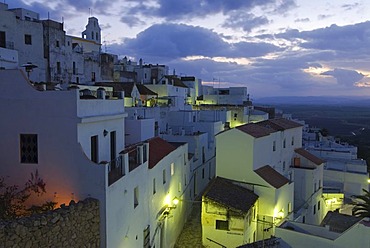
left=222, top=12, right=270, bottom=32
left=321, top=69, right=364, bottom=86
left=120, top=16, right=146, bottom=28
left=112, top=23, right=280, bottom=59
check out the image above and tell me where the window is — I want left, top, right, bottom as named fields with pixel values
left=152, top=178, right=156, bottom=195
left=302, top=216, right=305, bottom=223
left=73, top=62, right=76, bottom=75
left=162, top=169, right=166, bottom=184
left=318, top=201, right=321, bottom=211
left=91, top=31, right=94, bottom=40
left=56, top=40, right=60, bottom=47
left=143, top=144, right=147, bottom=163
left=56, top=62, right=61, bottom=74
left=283, top=161, right=286, bottom=171
left=96, top=32, right=99, bottom=41
left=91, top=72, right=96, bottom=82
left=91, top=135, right=99, bottom=163
left=24, top=34, right=32, bottom=45
left=283, top=139, right=286, bottom=148
left=110, top=131, right=116, bottom=161
left=20, top=134, right=38, bottom=163
left=134, top=186, right=139, bottom=208
left=313, top=205, right=316, bottom=215
left=215, top=220, right=229, bottom=230
left=171, top=163, right=174, bottom=176
left=273, top=141, right=276, bottom=151
left=202, top=168, right=205, bottom=179
left=0, top=31, right=5, bottom=48
left=291, top=136, right=295, bottom=146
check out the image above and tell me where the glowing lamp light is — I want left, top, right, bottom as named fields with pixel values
left=367, top=179, right=370, bottom=184
left=278, top=210, right=284, bottom=219
left=172, top=197, right=179, bottom=206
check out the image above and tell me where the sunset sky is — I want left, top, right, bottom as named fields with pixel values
left=8, top=0, right=370, bottom=97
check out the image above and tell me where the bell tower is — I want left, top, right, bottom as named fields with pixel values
left=82, top=17, right=101, bottom=44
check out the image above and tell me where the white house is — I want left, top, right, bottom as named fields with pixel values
left=202, top=177, right=259, bottom=248
left=0, top=3, right=45, bottom=82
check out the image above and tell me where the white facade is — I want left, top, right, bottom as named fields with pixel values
left=0, top=69, right=126, bottom=246
left=276, top=219, right=370, bottom=248
left=0, top=4, right=46, bottom=82
left=199, top=86, right=249, bottom=105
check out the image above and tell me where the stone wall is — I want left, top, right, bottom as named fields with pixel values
left=0, top=198, right=100, bottom=248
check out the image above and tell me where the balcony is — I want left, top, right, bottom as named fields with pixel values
left=108, top=155, right=125, bottom=186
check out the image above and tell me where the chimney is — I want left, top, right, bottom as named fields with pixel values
left=97, top=87, right=106, bottom=99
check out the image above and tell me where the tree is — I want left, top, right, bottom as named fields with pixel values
left=351, top=189, right=370, bottom=218
left=0, top=170, right=55, bottom=220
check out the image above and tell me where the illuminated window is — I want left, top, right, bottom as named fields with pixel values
left=171, top=163, right=175, bottom=176
left=215, top=220, right=229, bottom=231
left=20, top=134, right=38, bottom=164
left=134, top=186, right=139, bottom=208
left=163, top=169, right=166, bottom=184
left=24, top=34, right=32, bottom=45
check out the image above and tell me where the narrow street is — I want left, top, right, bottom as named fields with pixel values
left=175, top=202, right=204, bottom=248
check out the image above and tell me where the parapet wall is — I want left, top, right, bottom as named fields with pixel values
left=0, top=198, right=100, bottom=247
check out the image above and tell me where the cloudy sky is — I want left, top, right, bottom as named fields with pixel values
left=8, top=0, right=370, bottom=97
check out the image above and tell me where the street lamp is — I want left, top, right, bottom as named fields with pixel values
left=21, top=62, right=38, bottom=80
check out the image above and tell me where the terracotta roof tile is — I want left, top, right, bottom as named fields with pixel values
left=136, top=84, right=158, bottom=96
left=321, top=211, right=361, bottom=233
left=204, top=177, right=258, bottom=213
left=148, top=137, right=177, bottom=169
left=236, top=123, right=275, bottom=138
left=236, top=118, right=302, bottom=138
left=254, top=165, right=289, bottom=189
left=295, top=148, right=325, bottom=165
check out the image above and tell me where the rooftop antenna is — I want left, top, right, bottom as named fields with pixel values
left=47, top=12, right=50, bottom=20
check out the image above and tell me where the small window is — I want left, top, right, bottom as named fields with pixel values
left=313, top=205, right=316, bottom=215
left=73, top=62, right=76, bottom=75
left=91, top=135, right=98, bottom=163
left=283, top=139, right=286, bottom=148
left=291, top=137, right=295, bottom=146
left=67, top=41, right=70, bottom=46
left=96, top=32, right=99, bottom=41
left=91, top=72, right=96, bottom=82
left=318, top=201, right=320, bottom=210
left=56, top=40, right=60, bottom=47
left=283, top=161, right=286, bottom=171
left=215, top=220, right=229, bottom=231
left=0, top=31, right=6, bottom=48
left=143, top=144, right=147, bottom=163
left=152, top=178, right=156, bottom=195
left=163, top=169, right=166, bottom=184
left=202, top=168, right=205, bottom=179
left=134, top=186, right=139, bottom=208
left=24, top=34, right=32, bottom=45
left=171, top=163, right=174, bottom=176
left=302, top=216, right=305, bottom=223
left=273, top=141, right=276, bottom=151
left=20, top=134, right=38, bottom=163
left=56, top=62, right=61, bottom=74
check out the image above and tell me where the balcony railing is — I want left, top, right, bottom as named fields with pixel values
left=108, top=155, right=125, bottom=186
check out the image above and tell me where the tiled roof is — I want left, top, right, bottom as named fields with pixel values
left=254, top=165, right=289, bottom=189
left=148, top=137, right=177, bottom=169
left=236, top=123, right=275, bottom=138
left=256, top=118, right=303, bottom=131
left=236, top=118, right=302, bottom=138
left=295, top=148, right=325, bottom=165
left=165, top=76, right=188, bottom=88
left=136, top=84, right=158, bottom=96
left=203, top=177, right=258, bottom=213
left=321, top=211, right=361, bottom=233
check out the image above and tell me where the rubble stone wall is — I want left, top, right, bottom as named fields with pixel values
left=0, top=198, right=100, bottom=248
